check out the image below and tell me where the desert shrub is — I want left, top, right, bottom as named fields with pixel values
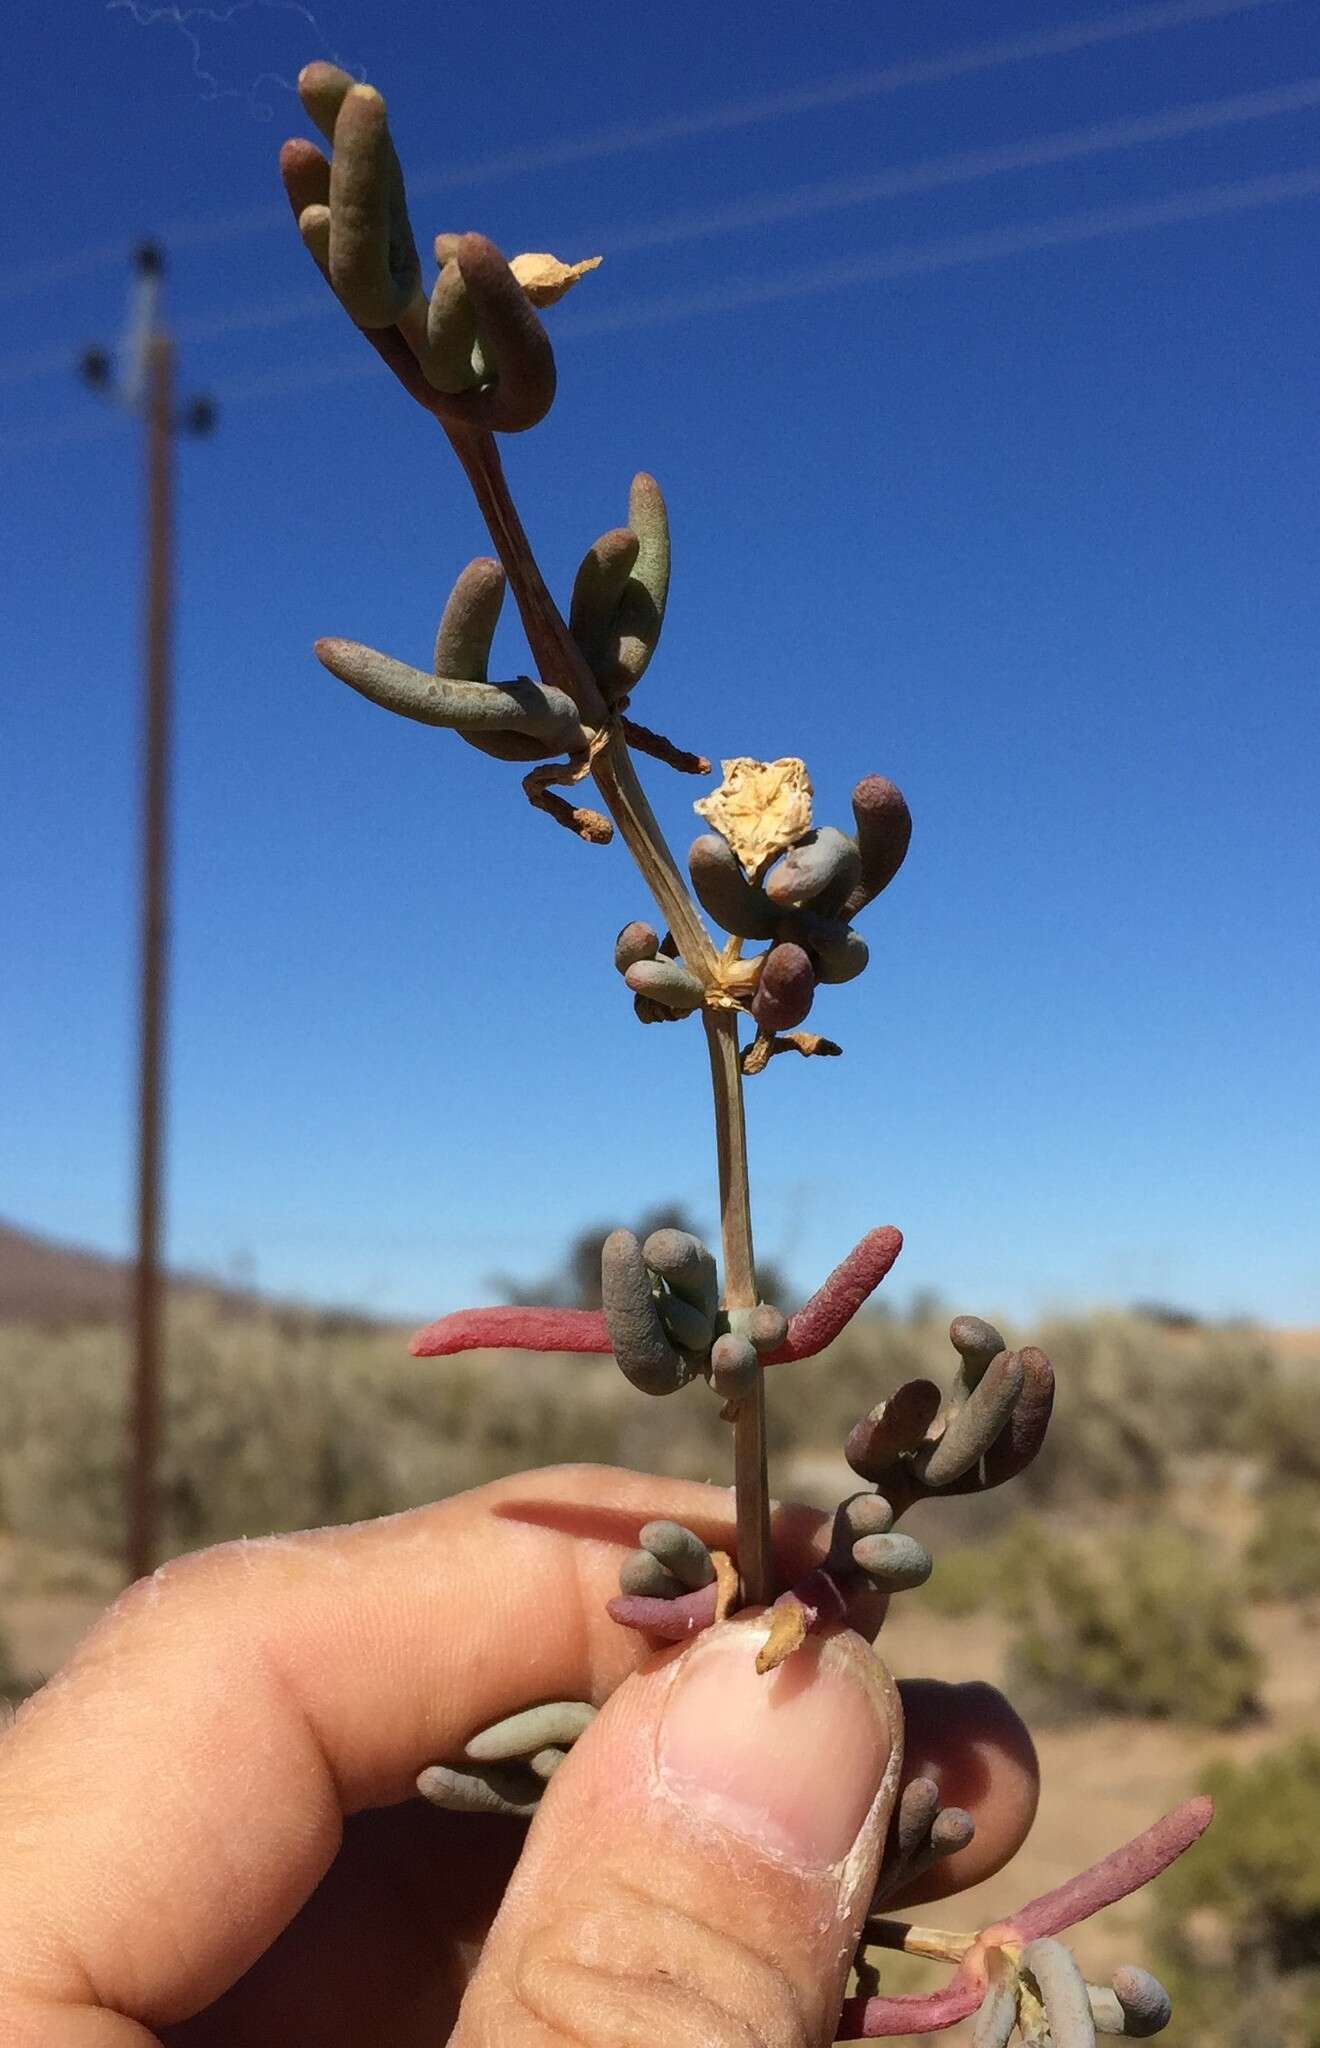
left=0, top=1294, right=1311, bottom=1566
left=1021, top=1317, right=1170, bottom=1500
left=1002, top=1522, right=1261, bottom=1729
left=0, top=1300, right=735, bottom=1562
left=919, top=1531, right=1021, bottom=1618
left=1247, top=1486, right=1320, bottom=1606
left=1153, top=1739, right=1320, bottom=2047
left=1242, top=1377, right=1320, bottom=1486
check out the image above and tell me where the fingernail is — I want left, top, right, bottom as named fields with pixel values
left=657, top=1624, right=893, bottom=1869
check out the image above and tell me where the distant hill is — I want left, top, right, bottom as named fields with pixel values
left=0, top=1220, right=389, bottom=1333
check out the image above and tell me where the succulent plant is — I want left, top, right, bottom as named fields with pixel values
left=279, top=64, right=1212, bottom=2042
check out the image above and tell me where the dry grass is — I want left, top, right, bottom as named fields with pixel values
left=2, top=1297, right=1315, bottom=1563
left=2, top=1300, right=1318, bottom=2042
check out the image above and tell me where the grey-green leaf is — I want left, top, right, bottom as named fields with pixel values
left=919, top=1351, right=1025, bottom=1487
left=1090, top=1968, right=1173, bottom=2037
left=688, top=834, right=777, bottom=939
left=639, top=1520, right=716, bottom=1590
left=315, top=637, right=583, bottom=747
left=464, top=1700, right=597, bottom=1763
left=416, top=1760, right=541, bottom=1819
left=570, top=527, right=640, bottom=670
left=1025, top=1939, right=1098, bottom=2048
left=602, top=1229, right=697, bottom=1397
left=643, top=1229, right=719, bottom=1317
left=597, top=472, right=671, bottom=696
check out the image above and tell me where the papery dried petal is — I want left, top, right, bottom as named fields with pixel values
left=509, top=250, right=602, bottom=305
left=695, top=757, right=813, bottom=874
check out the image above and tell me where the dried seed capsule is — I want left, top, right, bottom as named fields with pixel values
left=416, top=1760, right=541, bottom=1818
left=596, top=472, right=671, bottom=697
left=327, top=84, right=420, bottom=328
left=642, top=1230, right=719, bottom=1317
left=841, top=776, right=913, bottom=918
left=657, top=1289, right=714, bottom=1355
left=764, top=827, right=863, bottom=913
left=632, top=994, right=670, bottom=1025
left=624, top=959, right=704, bottom=1013
left=710, top=1331, right=759, bottom=1401
left=314, top=637, right=583, bottom=747
left=826, top=1491, right=896, bottom=1571
left=949, top=1315, right=1007, bottom=1394
left=614, top=922, right=659, bottom=974
left=1089, top=1967, right=1172, bottom=2038
left=639, top=1520, right=716, bottom=1591
left=919, top=1350, right=1025, bottom=1487
left=688, top=834, right=777, bottom=940
left=851, top=1531, right=933, bottom=1590
left=424, top=256, right=481, bottom=392
left=528, top=1746, right=566, bottom=1782
left=601, top=1229, right=695, bottom=1396
left=1023, top=1939, right=1098, bottom=2048
left=844, top=1380, right=943, bottom=1481
left=570, top=527, right=640, bottom=670
left=726, top=1303, right=789, bottom=1353
left=463, top=1700, right=596, bottom=1763
left=618, top=1548, right=686, bottom=1600
left=751, top=942, right=815, bottom=1032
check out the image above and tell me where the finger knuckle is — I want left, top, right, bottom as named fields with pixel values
left=508, top=1877, right=809, bottom=2048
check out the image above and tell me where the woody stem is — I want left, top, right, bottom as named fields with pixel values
left=450, top=424, right=772, bottom=1607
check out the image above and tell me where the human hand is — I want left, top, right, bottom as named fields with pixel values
left=0, top=1466, right=1038, bottom=2046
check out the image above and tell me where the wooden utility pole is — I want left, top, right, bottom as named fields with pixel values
left=81, top=246, right=213, bottom=1583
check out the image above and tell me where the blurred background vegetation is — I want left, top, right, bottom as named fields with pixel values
left=1, top=1216, right=1317, bottom=2042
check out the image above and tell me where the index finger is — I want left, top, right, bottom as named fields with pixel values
left=0, top=1466, right=837, bottom=2037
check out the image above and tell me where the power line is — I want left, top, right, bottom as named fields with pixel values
left=7, top=69, right=1319, bottom=392
left=9, top=160, right=1317, bottom=453
left=0, top=0, right=1297, bottom=306
left=552, top=164, right=1320, bottom=340
left=593, top=75, right=1320, bottom=258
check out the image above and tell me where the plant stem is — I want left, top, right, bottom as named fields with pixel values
left=704, top=1005, right=774, bottom=1608
left=862, top=1922, right=977, bottom=1965
left=450, top=428, right=719, bottom=976
left=451, top=422, right=773, bottom=1607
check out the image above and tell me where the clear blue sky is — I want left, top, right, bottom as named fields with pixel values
left=3, top=0, right=1318, bottom=1327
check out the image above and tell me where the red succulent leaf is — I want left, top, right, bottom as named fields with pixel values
left=410, top=1305, right=609, bottom=1358
left=410, top=1226, right=903, bottom=1363
left=837, top=1797, right=1213, bottom=2038
left=763, top=1227, right=904, bottom=1364
left=604, top=1583, right=718, bottom=1640
left=988, top=1794, right=1213, bottom=1945
left=837, top=1964, right=984, bottom=2038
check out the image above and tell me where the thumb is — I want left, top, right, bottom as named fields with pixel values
left=452, top=1616, right=903, bottom=2047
